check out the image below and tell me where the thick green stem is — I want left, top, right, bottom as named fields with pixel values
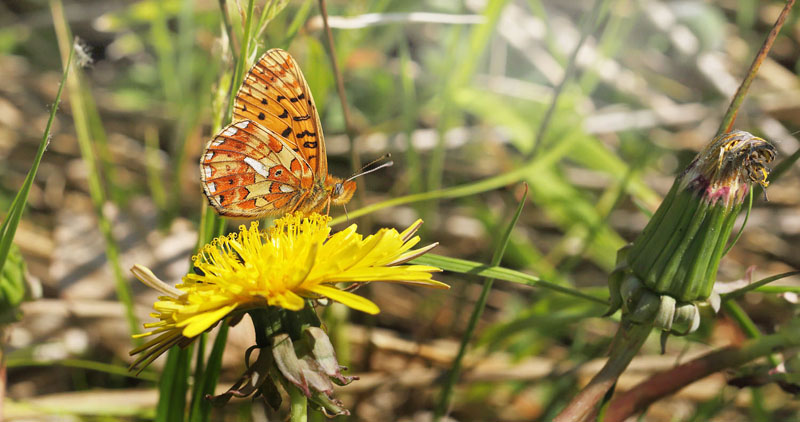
left=289, top=385, right=308, bottom=422
left=554, top=319, right=652, bottom=422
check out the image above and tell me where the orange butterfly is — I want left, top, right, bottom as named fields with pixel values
left=200, top=49, right=356, bottom=218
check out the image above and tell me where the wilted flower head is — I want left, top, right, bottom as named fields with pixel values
left=682, top=130, right=775, bottom=207
left=608, top=131, right=776, bottom=335
left=130, top=213, right=446, bottom=371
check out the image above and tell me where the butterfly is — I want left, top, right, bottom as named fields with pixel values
left=200, top=49, right=356, bottom=218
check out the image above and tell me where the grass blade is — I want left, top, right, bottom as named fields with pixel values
left=434, top=184, right=529, bottom=419
left=413, top=253, right=607, bottom=306
left=50, top=0, right=139, bottom=337
left=189, top=323, right=230, bottom=422
left=0, top=42, right=74, bottom=278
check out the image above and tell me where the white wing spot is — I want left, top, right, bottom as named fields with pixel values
left=222, top=126, right=237, bottom=136
left=207, top=182, right=216, bottom=193
left=203, top=165, right=212, bottom=179
left=243, top=157, right=269, bottom=178
left=204, top=151, right=214, bottom=162
left=211, top=138, right=223, bottom=146
left=235, top=121, right=250, bottom=129
left=279, top=184, right=294, bottom=193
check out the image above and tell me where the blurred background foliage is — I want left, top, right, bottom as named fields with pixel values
left=1, top=0, right=799, bottom=420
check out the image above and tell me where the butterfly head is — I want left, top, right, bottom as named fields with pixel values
left=329, top=178, right=357, bottom=205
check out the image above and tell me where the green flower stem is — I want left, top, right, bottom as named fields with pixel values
left=434, top=185, right=528, bottom=420
left=289, top=385, right=308, bottom=422
left=553, top=318, right=652, bottom=422
left=604, top=321, right=800, bottom=422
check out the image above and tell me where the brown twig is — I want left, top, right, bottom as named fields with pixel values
left=602, top=324, right=800, bottom=422
left=317, top=0, right=363, bottom=196
left=717, top=0, right=795, bottom=135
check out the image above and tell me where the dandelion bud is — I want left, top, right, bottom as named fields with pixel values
left=608, top=131, right=776, bottom=334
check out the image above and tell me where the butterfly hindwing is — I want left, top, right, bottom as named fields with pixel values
left=233, top=49, right=328, bottom=179
left=200, top=120, right=314, bottom=218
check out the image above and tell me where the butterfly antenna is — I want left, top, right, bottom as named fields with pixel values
left=346, top=154, right=394, bottom=182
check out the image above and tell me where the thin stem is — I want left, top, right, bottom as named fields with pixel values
left=0, top=35, right=73, bottom=277
left=717, top=0, right=795, bottom=135
left=318, top=0, right=362, bottom=183
left=604, top=323, right=800, bottom=422
left=526, top=0, right=607, bottom=160
left=554, top=319, right=652, bottom=422
left=720, top=270, right=800, bottom=302
left=289, top=385, right=308, bottom=422
left=434, top=185, right=528, bottom=420
left=722, top=300, right=781, bottom=367
left=330, top=159, right=536, bottom=226
left=51, top=0, right=139, bottom=338
left=5, top=357, right=158, bottom=381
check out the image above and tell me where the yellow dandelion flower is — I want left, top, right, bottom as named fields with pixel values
left=129, top=213, right=446, bottom=371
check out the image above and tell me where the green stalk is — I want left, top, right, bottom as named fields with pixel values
left=399, top=39, right=422, bottom=194
left=156, top=346, right=192, bottom=422
left=526, top=0, right=609, bottom=159
left=189, top=323, right=229, bottom=422
left=227, top=0, right=256, bottom=121
left=554, top=318, right=652, bottom=422
left=330, top=160, right=535, bottom=226
left=289, top=385, right=308, bottom=422
left=434, top=185, right=528, bottom=420
left=722, top=301, right=780, bottom=367
left=50, top=0, right=138, bottom=337
left=0, top=39, right=73, bottom=278
left=427, top=0, right=508, bottom=205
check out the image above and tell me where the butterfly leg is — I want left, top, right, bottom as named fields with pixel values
left=289, top=191, right=310, bottom=214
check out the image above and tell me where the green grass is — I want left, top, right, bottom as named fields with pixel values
left=3, top=0, right=799, bottom=421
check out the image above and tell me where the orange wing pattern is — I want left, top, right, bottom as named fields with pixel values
left=233, top=49, right=328, bottom=178
left=200, top=120, right=314, bottom=218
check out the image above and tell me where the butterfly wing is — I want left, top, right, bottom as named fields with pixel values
left=200, top=120, right=315, bottom=218
left=233, top=48, right=328, bottom=181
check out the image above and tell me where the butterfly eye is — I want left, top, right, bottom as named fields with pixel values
left=333, top=183, right=344, bottom=197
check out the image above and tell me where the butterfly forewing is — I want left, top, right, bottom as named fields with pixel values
left=200, top=120, right=314, bottom=218
left=233, top=49, right=328, bottom=179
